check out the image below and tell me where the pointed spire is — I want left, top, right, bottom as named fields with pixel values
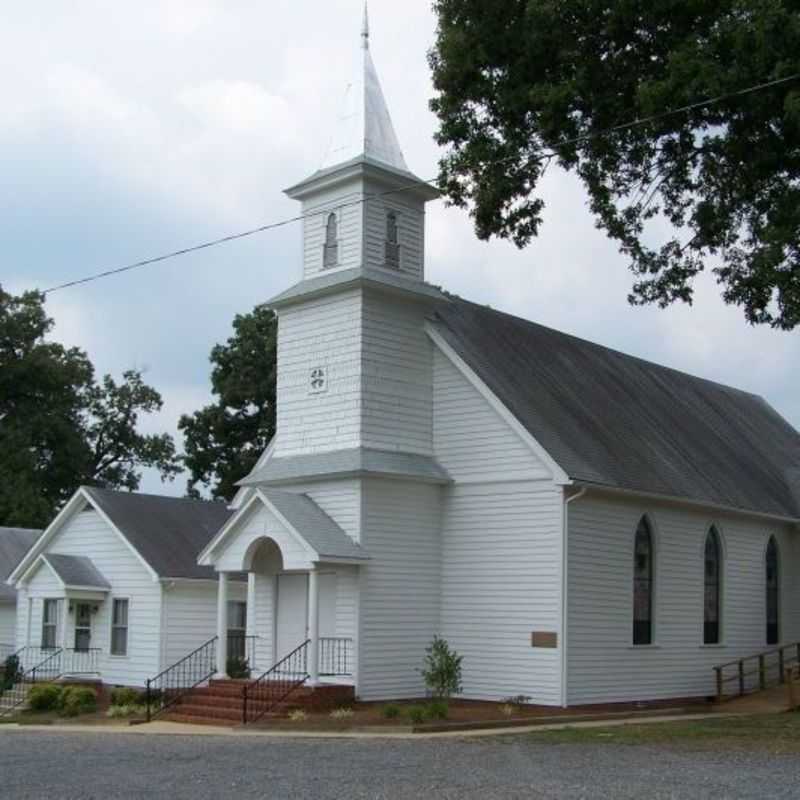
left=361, top=2, right=369, bottom=50
left=319, top=5, right=409, bottom=172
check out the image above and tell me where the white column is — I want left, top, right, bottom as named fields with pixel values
left=307, top=568, right=320, bottom=684
left=60, top=598, right=70, bottom=649
left=216, top=572, right=229, bottom=678
left=246, top=572, right=257, bottom=669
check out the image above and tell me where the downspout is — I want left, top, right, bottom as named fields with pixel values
left=561, top=488, right=586, bottom=708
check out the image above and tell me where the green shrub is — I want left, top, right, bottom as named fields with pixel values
left=28, top=684, right=62, bottom=711
left=381, top=704, right=401, bottom=719
left=110, top=687, right=139, bottom=707
left=2, top=655, right=22, bottom=691
left=226, top=657, right=251, bottom=680
left=419, top=637, right=463, bottom=699
left=58, top=686, right=97, bottom=717
left=426, top=700, right=449, bottom=720
left=107, top=704, right=146, bottom=719
left=405, top=705, right=427, bottom=725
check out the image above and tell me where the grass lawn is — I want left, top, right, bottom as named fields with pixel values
left=526, top=713, right=800, bottom=753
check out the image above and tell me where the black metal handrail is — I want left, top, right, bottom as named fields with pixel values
left=145, top=636, right=217, bottom=722
left=59, top=648, right=101, bottom=675
left=0, top=647, right=63, bottom=716
left=0, top=643, right=17, bottom=663
left=227, top=633, right=258, bottom=670
left=242, top=639, right=310, bottom=724
left=319, top=637, right=353, bottom=676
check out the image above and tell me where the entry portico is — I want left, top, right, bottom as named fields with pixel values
left=198, top=488, right=368, bottom=684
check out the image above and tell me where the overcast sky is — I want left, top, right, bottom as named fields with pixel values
left=4, top=0, right=798, bottom=497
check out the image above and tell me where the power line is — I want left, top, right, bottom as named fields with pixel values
left=43, top=72, right=800, bottom=295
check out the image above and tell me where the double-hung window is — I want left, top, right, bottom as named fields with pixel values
left=41, top=599, right=59, bottom=649
left=111, top=598, right=129, bottom=656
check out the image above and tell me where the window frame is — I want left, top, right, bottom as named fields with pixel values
left=703, top=526, right=723, bottom=645
left=41, top=598, right=59, bottom=650
left=766, top=536, right=780, bottom=646
left=632, top=515, right=655, bottom=647
left=323, top=212, right=339, bottom=269
left=110, top=597, right=130, bottom=657
left=384, top=210, right=400, bottom=269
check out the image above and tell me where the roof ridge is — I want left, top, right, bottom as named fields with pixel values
left=439, top=294, right=766, bottom=403
left=82, top=486, right=229, bottom=507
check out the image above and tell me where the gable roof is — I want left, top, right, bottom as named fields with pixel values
left=0, top=527, right=40, bottom=602
left=434, top=298, right=800, bottom=521
left=260, top=489, right=368, bottom=562
left=82, top=488, right=236, bottom=580
left=42, top=554, right=111, bottom=590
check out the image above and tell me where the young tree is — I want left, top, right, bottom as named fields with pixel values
left=429, top=1, right=800, bottom=328
left=179, top=304, right=277, bottom=501
left=0, top=286, right=180, bottom=528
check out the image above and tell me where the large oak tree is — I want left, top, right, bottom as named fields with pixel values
left=429, top=0, right=800, bottom=328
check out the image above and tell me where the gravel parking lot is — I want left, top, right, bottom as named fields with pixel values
left=0, top=730, right=798, bottom=799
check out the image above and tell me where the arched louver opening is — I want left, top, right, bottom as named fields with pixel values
left=323, top=213, right=338, bottom=268
left=766, top=536, right=779, bottom=645
left=633, top=516, right=654, bottom=645
left=704, top=527, right=722, bottom=644
left=385, top=211, right=399, bottom=268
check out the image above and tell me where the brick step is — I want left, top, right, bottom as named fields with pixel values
left=171, top=703, right=245, bottom=722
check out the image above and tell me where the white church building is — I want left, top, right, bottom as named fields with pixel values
left=199, top=14, right=800, bottom=708
left=6, top=12, right=799, bottom=714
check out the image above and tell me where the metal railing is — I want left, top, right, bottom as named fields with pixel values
left=319, top=637, right=353, bottom=676
left=241, top=639, right=309, bottom=724
left=145, top=636, right=217, bottom=722
left=227, top=633, right=258, bottom=672
left=0, top=648, right=63, bottom=716
left=0, top=643, right=18, bottom=663
left=714, top=641, right=800, bottom=701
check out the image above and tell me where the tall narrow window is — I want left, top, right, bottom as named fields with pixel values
left=633, top=517, right=654, bottom=645
left=41, top=599, right=58, bottom=649
left=704, top=527, right=722, bottom=644
left=385, top=211, right=400, bottom=268
left=227, top=601, right=247, bottom=661
left=766, top=536, right=779, bottom=645
left=323, top=213, right=338, bottom=268
left=111, top=598, right=129, bottom=656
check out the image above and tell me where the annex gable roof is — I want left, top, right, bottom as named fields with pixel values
left=40, top=554, right=111, bottom=592
left=0, top=527, right=40, bottom=602
left=433, top=297, right=800, bottom=521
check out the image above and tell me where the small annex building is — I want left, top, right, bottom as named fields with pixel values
left=7, top=487, right=246, bottom=687
left=0, top=527, right=40, bottom=654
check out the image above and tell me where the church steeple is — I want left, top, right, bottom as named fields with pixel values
left=319, top=3, right=409, bottom=172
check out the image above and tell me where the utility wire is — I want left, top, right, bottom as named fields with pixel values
left=42, top=72, right=800, bottom=295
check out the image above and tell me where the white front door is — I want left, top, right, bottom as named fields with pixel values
left=276, top=574, right=308, bottom=659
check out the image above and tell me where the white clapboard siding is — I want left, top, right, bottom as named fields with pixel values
left=275, top=289, right=363, bottom=457
left=0, top=604, right=16, bottom=646
left=567, top=495, right=800, bottom=704
left=251, top=572, right=276, bottom=671
left=439, top=482, right=564, bottom=705
left=161, top=580, right=247, bottom=670
left=361, top=293, right=433, bottom=455
left=301, top=181, right=364, bottom=278
left=432, top=347, right=552, bottom=482
left=15, top=588, right=29, bottom=652
left=357, top=478, right=442, bottom=699
left=23, top=509, right=161, bottom=687
left=362, top=183, right=426, bottom=280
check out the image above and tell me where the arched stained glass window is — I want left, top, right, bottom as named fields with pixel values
left=766, top=536, right=779, bottom=645
left=704, top=527, right=722, bottom=644
left=633, top=517, right=654, bottom=646
left=323, top=213, right=338, bottom=268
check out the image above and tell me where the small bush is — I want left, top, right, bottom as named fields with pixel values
left=419, top=636, right=463, bottom=699
left=107, top=704, right=146, bottom=719
left=426, top=700, right=449, bottom=720
left=288, top=709, right=307, bottom=722
left=381, top=704, right=401, bottom=719
left=110, top=687, right=139, bottom=707
left=58, top=686, right=97, bottom=717
left=405, top=705, right=427, bottom=725
left=28, top=684, right=62, bottom=711
left=2, top=655, right=22, bottom=691
left=500, top=703, right=515, bottom=717
left=226, top=657, right=251, bottom=680
left=329, top=707, right=354, bottom=720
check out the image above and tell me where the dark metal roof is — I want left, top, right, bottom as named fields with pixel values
left=239, top=447, right=451, bottom=486
left=435, top=298, right=800, bottom=520
left=260, top=490, right=368, bottom=561
left=84, top=488, right=237, bottom=580
left=43, top=554, right=111, bottom=590
left=0, top=528, right=40, bottom=602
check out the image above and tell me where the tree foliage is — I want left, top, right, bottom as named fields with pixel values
left=0, top=286, right=179, bottom=528
left=179, top=304, right=277, bottom=501
left=429, top=0, right=800, bottom=328
left=419, top=636, right=464, bottom=699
